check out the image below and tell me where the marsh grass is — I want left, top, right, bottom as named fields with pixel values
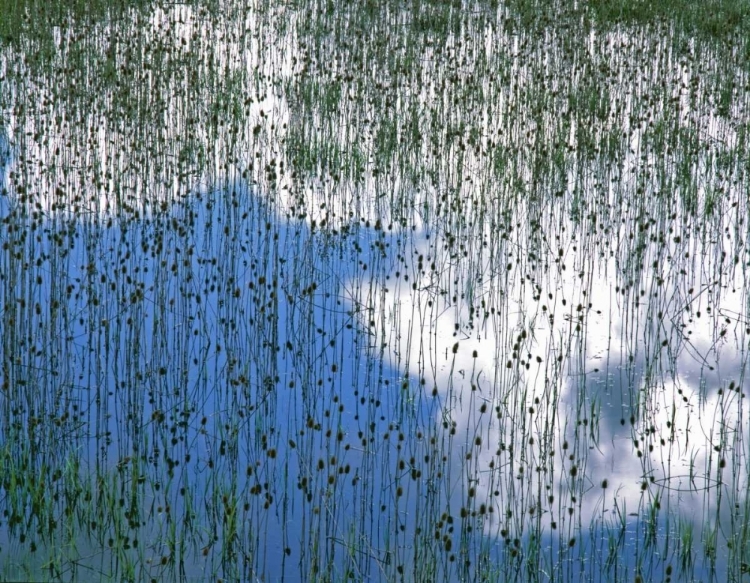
left=504, top=0, right=750, bottom=43
left=1, top=0, right=750, bottom=582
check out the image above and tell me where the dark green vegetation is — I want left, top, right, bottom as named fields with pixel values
left=505, top=0, right=750, bottom=40
left=1, top=0, right=749, bottom=581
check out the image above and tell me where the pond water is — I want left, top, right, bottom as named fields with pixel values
left=1, top=1, right=749, bottom=581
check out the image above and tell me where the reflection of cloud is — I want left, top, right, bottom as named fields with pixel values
left=1, top=2, right=293, bottom=218
left=345, top=219, right=749, bottom=537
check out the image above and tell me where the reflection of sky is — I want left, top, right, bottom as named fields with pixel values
left=2, top=4, right=750, bottom=582
left=4, top=176, right=745, bottom=580
left=0, top=179, right=452, bottom=580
